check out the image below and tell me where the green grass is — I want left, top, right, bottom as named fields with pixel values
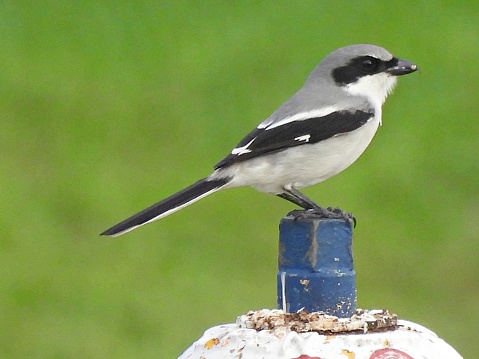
left=1, top=2, right=478, bottom=358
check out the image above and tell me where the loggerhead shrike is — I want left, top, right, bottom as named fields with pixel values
left=102, top=44, right=417, bottom=237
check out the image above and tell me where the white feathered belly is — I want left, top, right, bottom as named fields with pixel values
left=213, top=116, right=380, bottom=194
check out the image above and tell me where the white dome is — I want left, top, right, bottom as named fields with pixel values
left=179, top=309, right=463, bottom=359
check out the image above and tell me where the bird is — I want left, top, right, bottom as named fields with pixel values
left=101, top=44, right=417, bottom=237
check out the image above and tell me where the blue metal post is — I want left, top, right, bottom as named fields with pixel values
left=277, top=214, right=356, bottom=317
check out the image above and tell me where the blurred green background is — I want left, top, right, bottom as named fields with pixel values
left=1, top=1, right=477, bottom=358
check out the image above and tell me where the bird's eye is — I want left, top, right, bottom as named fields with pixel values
left=361, top=57, right=379, bottom=72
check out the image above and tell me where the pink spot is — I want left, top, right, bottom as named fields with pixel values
left=370, top=348, right=414, bottom=359
left=291, top=356, right=322, bottom=359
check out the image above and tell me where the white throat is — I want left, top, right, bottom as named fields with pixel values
left=343, top=73, right=397, bottom=109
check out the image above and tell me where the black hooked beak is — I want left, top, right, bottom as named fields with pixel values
left=386, top=58, right=418, bottom=76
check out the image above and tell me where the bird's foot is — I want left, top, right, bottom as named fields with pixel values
left=326, top=207, right=356, bottom=227
left=287, top=207, right=356, bottom=227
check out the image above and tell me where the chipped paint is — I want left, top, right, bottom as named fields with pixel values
left=299, top=279, right=310, bottom=291
left=341, top=349, right=355, bottom=358
left=204, top=337, right=220, bottom=349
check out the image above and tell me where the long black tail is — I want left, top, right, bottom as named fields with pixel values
left=101, top=177, right=230, bottom=237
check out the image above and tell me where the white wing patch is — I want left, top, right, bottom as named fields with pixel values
left=257, top=106, right=338, bottom=130
left=231, top=138, right=255, bottom=155
left=294, top=134, right=311, bottom=143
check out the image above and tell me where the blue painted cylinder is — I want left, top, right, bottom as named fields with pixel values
left=277, top=215, right=356, bottom=317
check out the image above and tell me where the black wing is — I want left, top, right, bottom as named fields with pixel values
left=215, top=109, right=374, bottom=169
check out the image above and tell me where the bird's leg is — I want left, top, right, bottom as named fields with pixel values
left=279, top=187, right=356, bottom=226
left=279, top=187, right=328, bottom=213
left=276, top=191, right=318, bottom=211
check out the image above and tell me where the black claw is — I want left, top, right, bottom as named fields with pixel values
left=287, top=209, right=321, bottom=220
left=287, top=207, right=356, bottom=227
left=326, top=207, right=357, bottom=227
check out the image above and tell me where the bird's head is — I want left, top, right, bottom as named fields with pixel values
left=308, top=44, right=417, bottom=108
